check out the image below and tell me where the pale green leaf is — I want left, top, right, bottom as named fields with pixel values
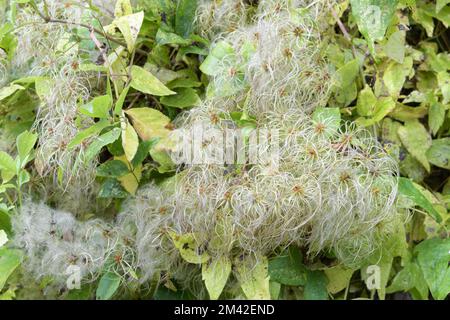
left=428, top=102, right=446, bottom=135
left=324, top=266, right=355, bottom=294
left=335, top=59, right=359, bottom=88
left=357, top=85, right=377, bottom=117
left=384, top=30, right=405, bottom=63
left=113, top=11, right=144, bottom=52
left=0, top=248, right=21, bottom=291
left=0, top=84, right=24, bottom=101
left=350, top=0, right=398, bottom=52
left=415, top=238, right=450, bottom=300
left=383, top=57, right=413, bottom=98
left=114, top=0, right=132, bottom=17
left=79, top=95, right=112, bottom=119
left=202, top=256, right=231, bottom=300
left=398, top=120, right=432, bottom=172
left=0, top=151, right=16, bottom=182
left=236, top=255, right=270, bottom=300
left=16, top=130, right=37, bottom=165
left=437, top=71, right=450, bottom=104
left=130, top=65, right=176, bottom=96
left=426, top=138, right=450, bottom=170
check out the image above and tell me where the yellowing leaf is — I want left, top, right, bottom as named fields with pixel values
left=125, top=107, right=171, bottom=141
left=112, top=11, right=144, bottom=52
left=383, top=57, right=413, bottom=98
left=236, top=255, right=270, bottom=300
left=357, top=85, right=377, bottom=117
left=114, top=0, right=133, bottom=17
left=169, top=231, right=210, bottom=264
left=121, top=118, right=139, bottom=162
left=202, top=256, right=231, bottom=300
left=398, top=120, right=432, bottom=172
left=130, top=66, right=176, bottom=96
left=324, top=266, right=355, bottom=294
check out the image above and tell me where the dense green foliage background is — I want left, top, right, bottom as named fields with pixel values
left=0, top=0, right=449, bottom=300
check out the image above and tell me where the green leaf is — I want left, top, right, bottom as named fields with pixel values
left=113, top=11, right=144, bottom=52
left=96, top=160, right=130, bottom=178
left=85, top=127, right=122, bottom=162
left=304, top=270, right=328, bottom=300
left=0, top=84, right=24, bottom=101
left=98, top=178, right=129, bottom=199
left=0, top=248, right=22, bottom=291
left=384, top=30, right=405, bottom=63
left=114, top=86, right=130, bottom=115
left=16, top=130, right=37, bottom=165
left=131, top=139, right=159, bottom=167
left=398, top=120, right=432, bottom=172
left=428, top=102, right=446, bottom=135
left=175, top=0, right=198, bottom=38
left=160, top=87, right=201, bottom=109
left=437, top=71, right=450, bottom=104
left=268, top=247, right=307, bottom=286
left=0, top=151, right=16, bottom=182
left=67, top=120, right=110, bottom=150
left=200, top=41, right=235, bottom=76
left=79, top=95, right=112, bottom=119
left=386, top=262, right=426, bottom=296
left=426, top=138, right=450, bottom=170
left=202, top=256, right=231, bottom=300
left=35, top=77, right=54, bottom=101
left=130, top=66, right=176, bottom=96
left=398, top=177, right=442, bottom=223
left=335, top=59, right=360, bottom=88
left=96, top=272, right=121, bottom=300
left=415, top=238, right=450, bottom=300
left=356, top=96, right=396, bottom=127
left=312, top=107, right=341, bottom=136
left=324, top=266, right=354, bottom=295
left=383, top=57, right=413, bottom=98
left=356, top=85, right=377, bottom=117
left=350, top=0, right=399, bottom=53
left=437, top=0, right=450, bottom=12
left=156, top=28, right=191, bottom=46
left=125, top=108, right=171, bottom=141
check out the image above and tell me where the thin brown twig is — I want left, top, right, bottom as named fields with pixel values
left=31, top=4, right=148, bottom=56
